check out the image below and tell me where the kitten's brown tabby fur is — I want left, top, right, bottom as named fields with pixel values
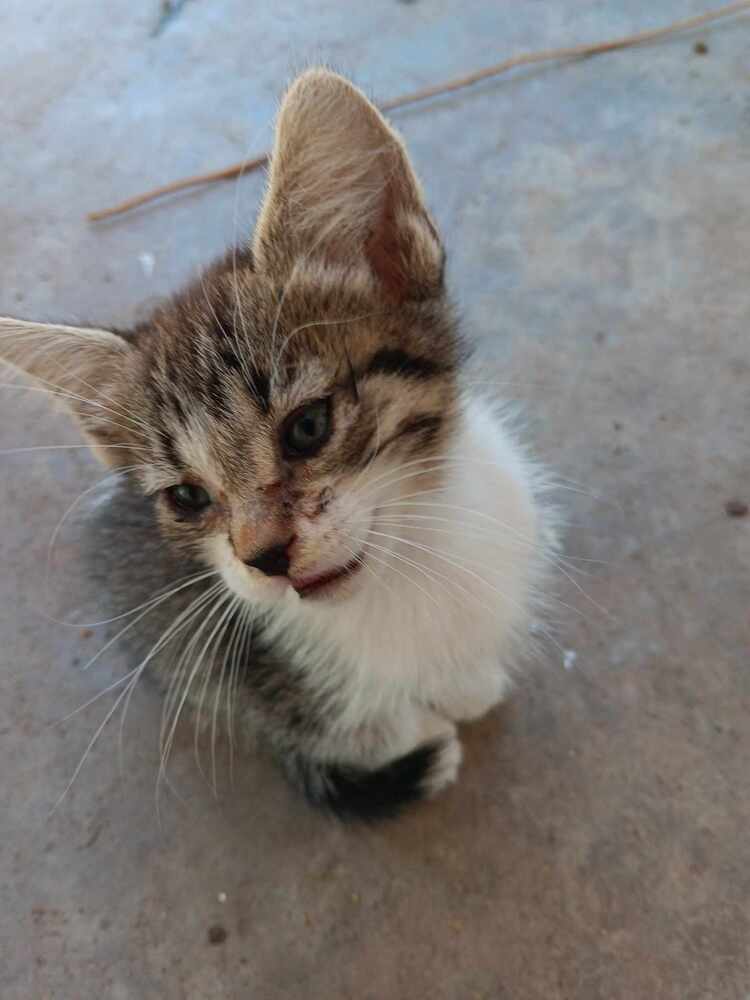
left=0, top=70, right=556, bottom=819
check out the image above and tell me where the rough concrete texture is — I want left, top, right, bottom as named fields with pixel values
left=2, top=1, right=749, bottom=997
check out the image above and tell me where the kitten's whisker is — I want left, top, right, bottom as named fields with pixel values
left=541, top=479, right=623, bottom=510
left=353, top=459, right=480, bottom=506
left=367, top=526, right=600, bottom=625
left=355, top=452, right=618, bottom=513
left=118, top=583, right=227, bottom=774
left=351, top=450, right=527, bottom=498
left=210, top=596, right=243, bottom=795
left=53, top=585, right=223, bottom=814
left=214, top=599, right=243, bottom=792
left=0, top=377, right=150, bottom=441
left=0, top=444, right=147, bottom=457
left=4, top=336, right=153, bottom=437
left=158, top=589, right=233, bottom=798
left=224, top=611, right=244, bottom=787
left=340, top=538, right=398, bottom=603
left=349, top=453, right=457, bottom=500
left=269, top=271, right=294, bottom=389
left=353, top=459, right=509, bottom=507
left=347, top=393, right=384, bottom=497
left=360, top=532, right=488, bottom=610
left=352, top=536, right=454, bottom=614
left=70, top=572, right=219, bottom=677
left=227, top=604, right=253, bottom=786
left=49, top=672, right=139, bottom=815
left=377, top=498, right=556, bottom=560
left=360, top=532, right=554, bottom=650
left=50, top=568, right=220, bottom=630
left=379, top=488, right=584, bottom=558
left=362, top=528, right=566, bottom=652
left=376, top=502, right=557, bottom=571
left=193, top=596, right=238, bottom=791
left=159, top=659, right=190, bottom=780
left=378, top=510, right=604, bottom=557
left=375, top=512, right=597, bottom=578
left=158, top=588, right=226, bottom=761
left=459, top=377, right=554, bottom=389
left=379, top=499, right=603, bottom=616
left=58, top=592, right=220, bottom=815
left=343, top=540, right=444, bottom=647
left=194, top=596, right=237, bottom=784
left=159, top=591, right=222, bottom=751
left=52, top=577, right=221, bottom=726
left=356, top=538, right=485, bottom=634
left=53, top=665, right=143, bottom=725
left=375, top=512, right=558, bottom=563
left=229, top=143, right=258, bottom=372
left=65, top=367, right=153, bottom=438
left=45, top=465, right=131, bottom=603
left=373, top=485, right=444, bottom=504
left=271, top=309, right=386, bottom=389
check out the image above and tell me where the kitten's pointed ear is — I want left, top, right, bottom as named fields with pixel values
left=0, top=317, right=137, bottom=467
left=252, top=69, right=444, bottom=302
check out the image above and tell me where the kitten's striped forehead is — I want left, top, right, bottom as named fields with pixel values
left=132, top=248, right=462, bottom=492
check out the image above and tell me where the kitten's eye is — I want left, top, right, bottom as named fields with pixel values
left=281, top=398, right=332, bottom=458
left=165, top=483, right=212, bottom=513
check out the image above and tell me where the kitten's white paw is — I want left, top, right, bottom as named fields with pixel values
left=422, top=733, right=463, bottom=798
left=431, top=670, right=512, bottom=723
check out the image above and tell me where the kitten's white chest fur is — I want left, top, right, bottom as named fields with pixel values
left=267, top=393, right=553, bottom=766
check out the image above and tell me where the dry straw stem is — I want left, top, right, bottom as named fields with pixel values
left=88, top=0, right=750, bottom=222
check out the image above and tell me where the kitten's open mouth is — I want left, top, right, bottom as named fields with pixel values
left=291, top=555, right=364, bottom=599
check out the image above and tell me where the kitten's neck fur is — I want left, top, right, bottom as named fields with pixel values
left=260, top=392, right=553, bottom=731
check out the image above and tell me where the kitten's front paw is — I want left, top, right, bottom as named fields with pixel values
left=422, top=733, right=463, bottom=798
left=431, top=671, right=512, bottom=723
left=406, top=712, right=463, bottom=797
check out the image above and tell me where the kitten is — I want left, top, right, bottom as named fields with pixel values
left=0, top=69, right=557, bottom=819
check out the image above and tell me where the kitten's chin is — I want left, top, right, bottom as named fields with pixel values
left=224, top=567, right=297, bottom=607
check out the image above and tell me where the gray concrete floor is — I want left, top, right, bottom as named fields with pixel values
left=2, top=2, right=749, bottom=997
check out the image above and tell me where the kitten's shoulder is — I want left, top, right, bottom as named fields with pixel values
left=457, top=386, right=562, bottom=557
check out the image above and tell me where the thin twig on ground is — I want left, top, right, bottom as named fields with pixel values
left=88, top=0, right=750, bottom=221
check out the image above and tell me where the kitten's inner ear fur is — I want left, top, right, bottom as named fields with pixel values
left=253, top=69, right=444, bottom=302
left=0, top=317, right=134, bottom=467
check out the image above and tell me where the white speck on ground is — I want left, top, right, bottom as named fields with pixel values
left=138, top=252, right=155, bottom=278
left=563, top=650, right=577, bottom=671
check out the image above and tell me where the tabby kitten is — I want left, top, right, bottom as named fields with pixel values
left=0, top=70, right=556, bottom=819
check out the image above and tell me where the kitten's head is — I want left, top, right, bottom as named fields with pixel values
left=0, top=70, right=463, bottom=605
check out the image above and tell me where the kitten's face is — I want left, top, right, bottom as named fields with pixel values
left=122, top=255, right=460, bottom=605
left=0, top=70, right=462, bottom=606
